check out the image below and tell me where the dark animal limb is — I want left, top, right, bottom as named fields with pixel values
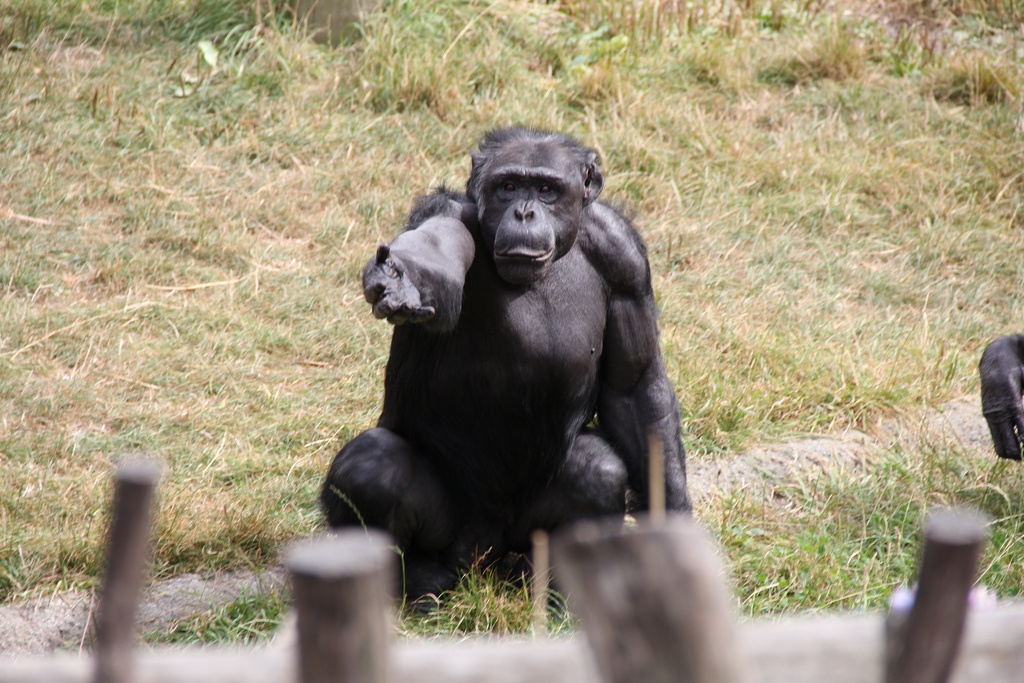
left=507, top=431, right=629, bottom=552
left=320, top=428, right=458, bottom=552
left=979, top=334, right=1024, bottom=460
left=362, top=194, right=475, bottom=333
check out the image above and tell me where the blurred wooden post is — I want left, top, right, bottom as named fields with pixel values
left=93, top=460, right=161, bottom=683
left=286, top=531, right=395, bottom=683
left=553, top=516, right=745, bottom=683
left=885, top=507, right=989, bottom=683
left=293, top=0, right=383, bottom=45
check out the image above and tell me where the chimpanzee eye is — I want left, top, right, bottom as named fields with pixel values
left=503, top=182, right=516, bottom=192
left=539, top=185, right=551, bottom=194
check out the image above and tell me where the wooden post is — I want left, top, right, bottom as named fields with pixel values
left=885, top=507, right=989, bottom=683
left=93, top=460, right=161, bottom=683
left=293, top=0, right=384, bottom=45
left=553, top=515, right=745, bottom=683
left=286, top=531, right=395, bottom=683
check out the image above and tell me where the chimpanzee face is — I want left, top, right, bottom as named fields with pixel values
left=468, top=132, right=604, bottom=285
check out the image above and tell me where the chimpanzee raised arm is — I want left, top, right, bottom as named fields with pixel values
left=362, top=192, right=476, bottom=333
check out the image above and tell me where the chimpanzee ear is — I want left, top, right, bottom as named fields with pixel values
left=581, top=153, right=604, bottom=206
left=467, top=152, right=485, bottom=201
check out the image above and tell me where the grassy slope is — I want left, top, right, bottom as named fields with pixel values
left=1, top=0, right=1023, bottom=639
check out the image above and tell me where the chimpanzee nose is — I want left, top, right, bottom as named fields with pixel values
left=514, top=204, right=535, bottom=221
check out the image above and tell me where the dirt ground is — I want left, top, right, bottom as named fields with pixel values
left=0, top=570, right=286, bottom=656
left=0, top=396, right=995, bottom=657
left=686, top=395, right=994, bottom=504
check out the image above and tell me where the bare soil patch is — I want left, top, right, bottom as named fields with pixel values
left=0, top=570, right=284, bottom=657
left=688, top=396, right=993, bottom=505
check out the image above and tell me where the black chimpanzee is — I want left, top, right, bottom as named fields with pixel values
left=980, top=335, right=1024, bottom=460
left=321, top=127, right=691, bottom=599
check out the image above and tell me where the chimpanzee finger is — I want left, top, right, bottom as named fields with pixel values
left=987, top=416, right=1022, bottom=460
left=372, top=298, right=399, bottom=320
left=386, top=306, right=413, bottom=325
left=996, top=430, right=1021, bottom=460
left=375, top=244, right=391, bottom=264
left=1010, top=408, right=1024, bottom=459
left=409, top=306, right=436, bottom=324
left=364, top=281, right=386, bottom=305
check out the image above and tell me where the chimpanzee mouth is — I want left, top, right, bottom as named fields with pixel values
left=494, top=249, right=554, bottom=264
left=494, top=249, right=554, bottom=284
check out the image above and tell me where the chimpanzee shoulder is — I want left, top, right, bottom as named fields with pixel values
left=405, top=186, right=471, bottom=231
left=578, top=200, right=653, bottom=299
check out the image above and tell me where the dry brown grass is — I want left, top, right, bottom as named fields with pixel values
left=1, top=0, right=1024, bottom=637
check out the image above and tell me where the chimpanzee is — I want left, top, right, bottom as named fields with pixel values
left=980, top=335, right=1024, bottom=460
left=320, top=127, right=691, bottom=599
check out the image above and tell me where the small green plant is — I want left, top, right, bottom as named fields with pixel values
left=563, top=26, right=632, bottom=103
left=883, top=24, right=935, bottom=76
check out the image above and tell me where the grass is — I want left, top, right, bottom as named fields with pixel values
left=144, top=589, right=289, bottom=645
left=715, top=439, right=1024, bottom=614
left=396, top=564, right=577, bottom=638
left=1, top=0, right=1023, bottom=641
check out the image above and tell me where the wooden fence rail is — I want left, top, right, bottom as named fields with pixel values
left=2, top=461, right=1023, bottom=683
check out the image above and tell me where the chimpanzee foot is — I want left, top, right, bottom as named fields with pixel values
left=400, top=555, right=459, bottom=609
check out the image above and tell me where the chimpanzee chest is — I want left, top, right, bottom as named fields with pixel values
left=452, top=250, right=606, bottom=411
left=382, top=251, right=608, bottom=510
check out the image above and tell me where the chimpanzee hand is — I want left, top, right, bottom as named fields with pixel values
left=979, top=335, right=1024, bottom=460
left=363, top=244, right=436, bottom=325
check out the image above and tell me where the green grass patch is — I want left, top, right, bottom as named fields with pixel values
left=712, top=442, right=1024, bottom=615
left=144, top=589, right=288, bottom=645
left=398, top=564, right=576, bottom=637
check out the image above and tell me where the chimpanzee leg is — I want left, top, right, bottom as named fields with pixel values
left=320, top=428, right=460, bottom=597
left=507, top=430, right=628, bottom=552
